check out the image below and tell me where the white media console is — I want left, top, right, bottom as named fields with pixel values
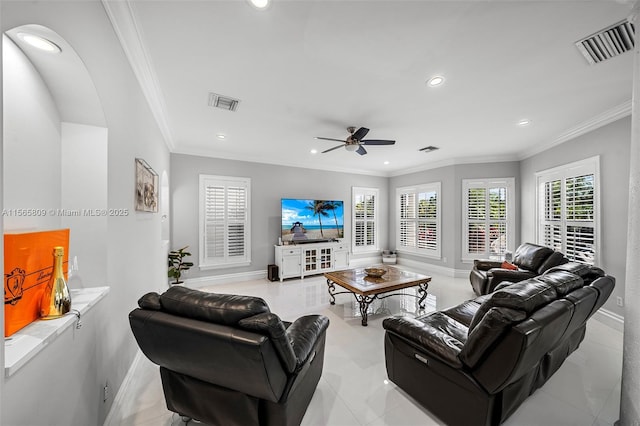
left=274, top=241, right=349, bottom=281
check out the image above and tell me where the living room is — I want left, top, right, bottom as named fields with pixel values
left=1, top=1, right=639, bottom=425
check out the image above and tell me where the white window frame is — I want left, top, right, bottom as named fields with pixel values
left=535, top=156, right=600, bottom=266
left=396, top=182, right=441, bottom=259
left=352, top=187, right=379, bottom=253
left=199, top=174, right=251, bottom=270
left=462, top=177, right=515, bottom=262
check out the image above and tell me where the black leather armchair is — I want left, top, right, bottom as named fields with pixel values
left=129, top=286, right=329, bottom=426
left=469, top=242, right=567, bottom=295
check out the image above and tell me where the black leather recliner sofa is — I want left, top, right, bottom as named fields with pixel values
left=383, top=262, right=614, bottom=426
left=470, top=242, right=568, bottom=296
left=129, top=286, right=329, bottom=426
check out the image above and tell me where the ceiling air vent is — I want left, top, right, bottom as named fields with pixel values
left=575, top=19, right=635, bottom=65
left=419, top=146, right=439, bottom=153
left=208, top=93, right=240, bottom=111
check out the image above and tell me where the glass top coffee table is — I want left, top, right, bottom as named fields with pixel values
left=324, top=266, right=431, bottom=326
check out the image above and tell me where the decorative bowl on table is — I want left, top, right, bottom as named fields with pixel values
left=364, top=267, right=387, bottom=278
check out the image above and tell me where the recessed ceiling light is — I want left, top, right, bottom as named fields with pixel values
left=249, top=0, right=270, bottom=9
left=517, top=119, right=531, bottom=126
left=310, top=149, right=318, bottom=154
left=383, top=161, right=390, bottom=165
left=216, top=134, right=226, bottom=139
left=427, top=75, right=445, bottom=87
left=17, top=32, right=61, bottom=53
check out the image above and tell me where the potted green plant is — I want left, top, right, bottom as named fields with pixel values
left=168, top=246, right=194, bottom=285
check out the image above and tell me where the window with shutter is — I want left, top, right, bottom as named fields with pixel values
left=536, top=157, right=599, bottom=265
left=396, top=182, right=441, bottom=258
left=462, top=178, right=515, bottom=261
left=199, top=175, right=251, bottom=269
left=352, top=187, right=379, bottom=253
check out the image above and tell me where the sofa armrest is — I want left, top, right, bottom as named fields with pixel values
left=382, top=316, right=464, bottom=368
left=286, top=315, right=330, bottom=369
left=239, top=312, right=297, bottom=373
left=474, top=259, right=503, bottom=271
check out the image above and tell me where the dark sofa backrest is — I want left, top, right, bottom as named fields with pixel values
left=512, top=243, right=554, bottom=272
left=472, top=298, right=576, bottom=394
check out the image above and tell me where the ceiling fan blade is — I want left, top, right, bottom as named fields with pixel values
left=361, top=139, right=396, bottom=146
left=356, top=145, right=367, bottom=155
left=315, top=137, right=346, bottom=142
left=352, top=127, right=370, bottom=141
left=322, top=144, right=345, bottom=153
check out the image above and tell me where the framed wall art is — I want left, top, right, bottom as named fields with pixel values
left=135, top=158, right=158, bottom=212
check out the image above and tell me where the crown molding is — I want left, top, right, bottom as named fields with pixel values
left=386, top=154, right=520, bottom=177
left=170, top=146, right=390, bottom=177
left=101, top=0, right=175, bottom=150
left=519, top=100, right=632, bottom=160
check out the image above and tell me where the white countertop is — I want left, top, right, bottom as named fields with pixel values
left=4, top=286, right=110, bottom=377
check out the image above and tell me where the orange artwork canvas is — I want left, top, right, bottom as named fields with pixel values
left=4, top=229, right=70, bottom=336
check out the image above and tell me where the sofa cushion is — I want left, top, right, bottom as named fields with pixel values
left=417, top=312, right=469, bottom=344
left=513, top=243, right=554, bottom=272
left=544, top=262, right=605, bottom=285
left=537, top=270, right=584, bottom=296
left=159, top=286, right=270, bottom=325
left=544, top=261, right=591, bottom=278
left=442, top=300, right=482, bottom=328
left=536, top=251, right=568, bottom=274
left=469, top=279, right=558, bottom=330
left=501, top=261, right=518, bottom=270
left=459, top=307, right=527, bottom=368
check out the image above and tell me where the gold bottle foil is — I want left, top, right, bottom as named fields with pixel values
left=40, top=246, right=72, bottom=319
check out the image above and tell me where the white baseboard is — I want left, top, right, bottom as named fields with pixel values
left=593, top=307, right=624, bottom=332
left=103, top=350, right=143, bottom=426
left=395, top=257, right=466, bottom=278
left=349, top=256, right=385, bottom=267
left=185, top=269, right=267, bottom=288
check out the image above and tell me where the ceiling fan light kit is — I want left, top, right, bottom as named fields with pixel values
left=315, top=126, right=395, bottom=156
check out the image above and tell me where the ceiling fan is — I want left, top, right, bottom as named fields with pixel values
left=315, top=126, right=395, bottom=155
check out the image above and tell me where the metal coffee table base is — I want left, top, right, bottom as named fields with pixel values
left=327, top=279, right=429, bottom=326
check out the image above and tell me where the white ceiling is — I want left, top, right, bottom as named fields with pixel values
left=108, top=0, right=635, bottom=176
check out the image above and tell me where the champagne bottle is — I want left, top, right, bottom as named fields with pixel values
left=40, top=246, right=72, bottom=319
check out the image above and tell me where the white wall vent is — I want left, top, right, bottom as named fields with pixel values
left=575, top=19, right=635, bottom=65
left=208, top=93, right=240, bottom=111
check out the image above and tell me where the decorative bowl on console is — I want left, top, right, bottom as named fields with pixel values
left=364, top=267, right=387, bottom=278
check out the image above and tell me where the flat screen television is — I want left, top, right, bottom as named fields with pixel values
left=281, top=198, right=344, bottom=243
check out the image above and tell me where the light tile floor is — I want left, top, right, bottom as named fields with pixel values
left=110, top=270, right=623, bottom=426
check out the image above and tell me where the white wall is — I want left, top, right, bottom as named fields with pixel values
left=170, top=153, right=389, bottom=281
left=61, top=122, right=108, bottom=287
left=2, top=35, right=61, bottom=231
left=2, top=1, right=170, bottom=424
left=520, top=116, right=631, bottom=316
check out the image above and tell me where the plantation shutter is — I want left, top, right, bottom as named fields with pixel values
left=396, top=183, right=441, bottom=257
left=200, top=175, right=251, bottom=268
left=538, top=161, right=597, bottom=265
left=462, top=178, right=515, bottom=260
left=417, top=190, right=437, bottom=250
left=467, top=187, right=486, bottom=254
left=352, top=187, right=379, bottom=252
left=542, top=180, right=562, bottom=251
left=399, top=192, right=416, bottom=249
